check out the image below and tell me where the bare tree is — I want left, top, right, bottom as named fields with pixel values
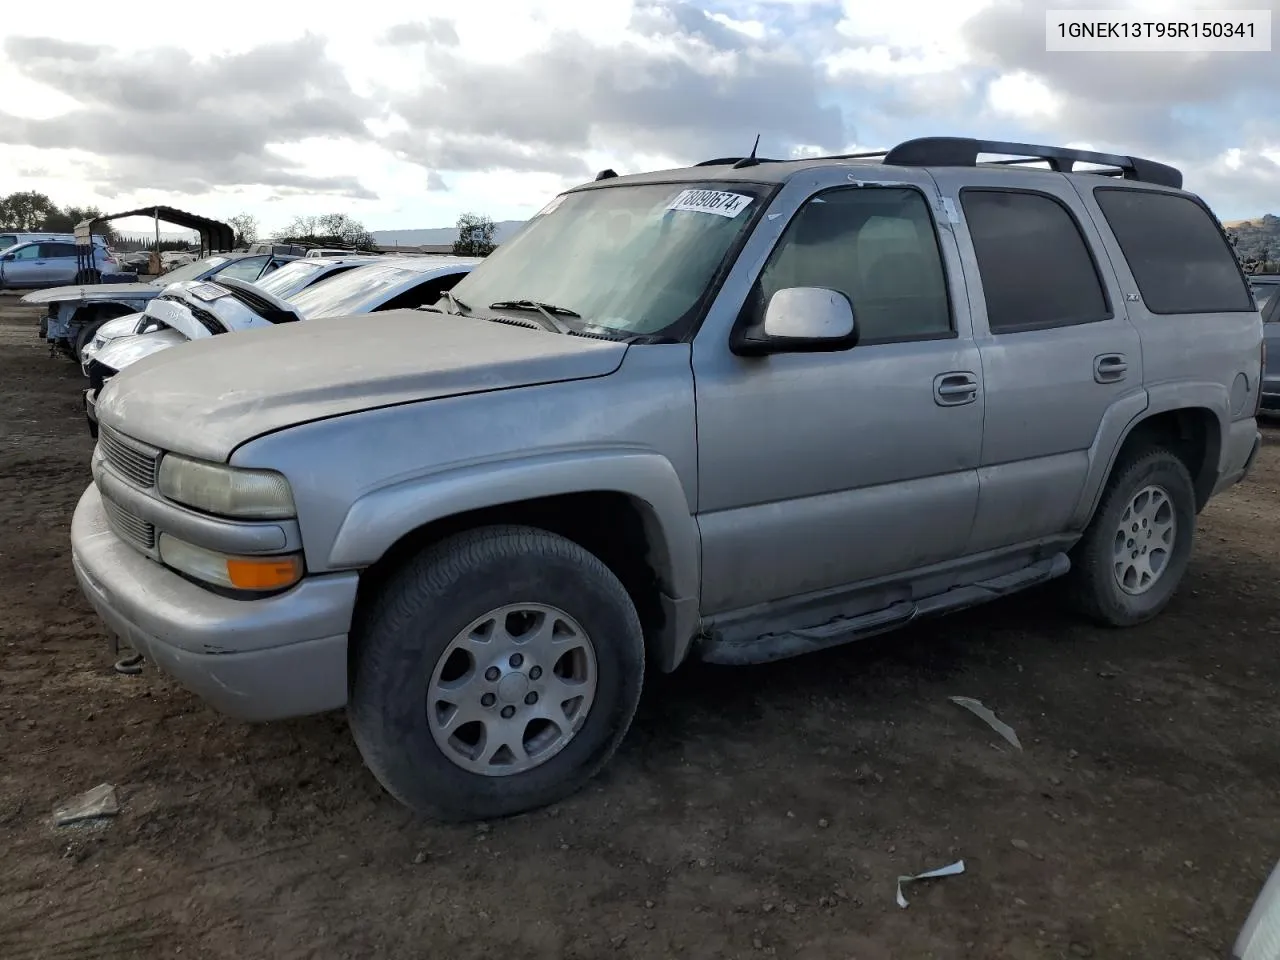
left=228, top=213, right=259, bottom=247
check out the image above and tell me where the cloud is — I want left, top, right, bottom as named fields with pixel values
left=382, top=19, right=460, bottom=47
left=0, top=33, right=380, bottom=199
left=426, top=171, right=449, bottom=191
left=383, top=0, right=845, bottom=177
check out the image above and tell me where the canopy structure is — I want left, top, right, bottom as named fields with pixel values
left=74, top=205, right=235, bottom=256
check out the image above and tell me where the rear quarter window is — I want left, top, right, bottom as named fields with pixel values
left=1093, top=188, right=1254, bottom=314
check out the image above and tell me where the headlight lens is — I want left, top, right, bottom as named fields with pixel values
left=157, top=454, right=295, bottom=519
left=158, top=534, right=303, bottom=592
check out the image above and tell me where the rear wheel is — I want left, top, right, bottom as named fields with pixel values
left=348, top=524, right=645, bottom=821
left=73, top=317, right=105, bottom=363
left=1064, top=448, right=1196, bottom=626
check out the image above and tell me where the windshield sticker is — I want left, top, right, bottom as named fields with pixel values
left=534, top=194, right=566, bottom=218
left=189, top=282, right=230, bottom=302
left=666, top=189, right=754, bottom=219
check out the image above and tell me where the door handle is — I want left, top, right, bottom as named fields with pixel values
left=1094, top=353, right=1128, bottom=383
left=934, top=371, right=979, bottom=406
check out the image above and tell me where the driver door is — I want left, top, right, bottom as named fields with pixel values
left=693, top=184, right=985, bottom=615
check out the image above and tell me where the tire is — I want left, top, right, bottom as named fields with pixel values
left=348, top=524, right=645, bottom=821
left=73, top=317, right=104, bottom=363
left=1064, top=447, right=1196, bottom=627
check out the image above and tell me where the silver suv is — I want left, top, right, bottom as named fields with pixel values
left=71, top=137, right=1264, bottom=821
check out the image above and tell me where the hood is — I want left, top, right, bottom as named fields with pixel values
left=95, top=310, right=628, bottom=461
left=21, top=281, right=159, bottom=305
left=94, top=329, right=190, bottom=375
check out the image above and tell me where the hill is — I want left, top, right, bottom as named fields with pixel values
left=1225, top=214, right=1280, bottom=268
left=372, top=220, right=526, bottom=248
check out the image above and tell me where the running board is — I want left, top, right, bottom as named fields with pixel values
left=699, top=552, right=1071, bottom=666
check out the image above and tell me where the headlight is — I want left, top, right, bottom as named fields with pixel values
left=158, top=534, right=303, bottom=592
left=157, top=454, right=295, bottom=519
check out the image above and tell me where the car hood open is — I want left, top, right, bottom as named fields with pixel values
left=94, top=310, right=628, bottom=461
left=21, top=282, right=160, bottom=306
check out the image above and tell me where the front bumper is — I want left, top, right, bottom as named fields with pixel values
left=71, top=484, right=358, bottom=721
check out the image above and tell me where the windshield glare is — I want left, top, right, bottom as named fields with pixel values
left=448, top=181, right=768, bottom=336
left=255, top=260, right=326, bottom=296
left=288, top=263, right=427, bottom=318
left=158, top=256, right=229, bottom=285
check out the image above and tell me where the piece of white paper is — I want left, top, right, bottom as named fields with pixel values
left=896, top=859, right=966, bottom=908
left=666, top=188, right=753, bottom=218
left=189, top=282, right=230, bottom=302
left=949, top=696, right=1022, bottom=750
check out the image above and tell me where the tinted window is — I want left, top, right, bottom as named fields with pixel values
left=291, top=263, right=458, bottom=318
left=753, top=187, right=951, bottom=343
left=380, top=273, right=466, bottom=312
left=1094, top=188, right=1253, bottom=314
left=961, top=190, right=1109, bottom=333
left=41, top=242, right=77, bottom=259
left=213, top=256, right=269, bottom=282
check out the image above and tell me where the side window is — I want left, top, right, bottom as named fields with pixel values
left=11, top=245, right=43, bottom=260
left=1093, top=188, right=1254, bottom=314
left=753, top=187, right=952, bottom=344
left=377, top=273, right=466, bottom=312
left=42, top=242, right=77, bottom=259
left=960, top=189, right=1110, bottom=334
left=214, top=256, right=269, bottom=282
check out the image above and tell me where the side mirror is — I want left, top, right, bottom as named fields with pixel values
left=732, top=286, right=858, bottom=356
left=0, top=254, right=13, bottom=262
left=1234, top=860, right=1280, bottom=959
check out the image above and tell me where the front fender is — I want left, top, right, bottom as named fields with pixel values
left=327, top=447, right=702, bottom=667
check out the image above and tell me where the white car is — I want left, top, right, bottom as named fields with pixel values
left=77, top=255, right=380, bottom=368
left=82, top=257, right=479, bottom=435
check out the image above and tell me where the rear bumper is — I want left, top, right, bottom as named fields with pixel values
left=71, top=484, right=358, bottom=721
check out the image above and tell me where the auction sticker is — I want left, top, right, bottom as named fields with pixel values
left=189, top=282, right=231, bottom=302
left=666, top=189, right=754, bottom=218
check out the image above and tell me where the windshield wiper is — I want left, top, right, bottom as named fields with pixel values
left=488, top=299, right=578, bottom=334
left=418, top=290, right=472, bottom=316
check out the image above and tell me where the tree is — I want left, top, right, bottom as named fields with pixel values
left=228, top=212, right=259, bottom=247
left=453, top=212, right=496, bottom=256
left=0, top=191, right=60, bottom=231
left=279, top=212, right=374, bottom=250
left=40, top=204, right=118, bottom=244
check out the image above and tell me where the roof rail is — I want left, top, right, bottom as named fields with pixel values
left=882, top=137, right=1182, bottom=189
left=694, top=156, right=782, bottom=167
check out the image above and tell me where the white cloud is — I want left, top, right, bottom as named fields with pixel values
left=986, top=71, right=1062, bottom=122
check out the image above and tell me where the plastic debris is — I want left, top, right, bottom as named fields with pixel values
left=896, top=859, right=966, bottom=908
left=949, top=696, right=1022, bottom=750
left=53, top=783, right=120, bottom=826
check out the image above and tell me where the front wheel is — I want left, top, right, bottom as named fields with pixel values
left=1064, top=448, right=1197, bottom=626
left=348, top=525, right=645, bottom=821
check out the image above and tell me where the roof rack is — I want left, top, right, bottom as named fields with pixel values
left=882, top=137, right=1182, bottom=189
left=692, top=138, right=1182, bottom=189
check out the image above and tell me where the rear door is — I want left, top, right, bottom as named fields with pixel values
left=42, top=242, right=80, bottom=284
left=931, top=167, right=1143, bottom=553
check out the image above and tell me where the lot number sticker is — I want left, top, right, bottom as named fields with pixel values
left=666, top=189, right=754, bottom=218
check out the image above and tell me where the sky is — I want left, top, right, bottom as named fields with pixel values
left=0, top=0, right=1277, bottom=238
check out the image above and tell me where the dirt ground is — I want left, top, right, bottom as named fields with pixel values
left=1, top=294, right=1278, bottom=960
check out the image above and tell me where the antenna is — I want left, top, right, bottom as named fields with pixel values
left=732, top=134, right=762, bottom=169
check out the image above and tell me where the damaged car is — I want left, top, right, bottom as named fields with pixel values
left=78, top=255, right=381, bottom=368
left=82, top=256, right=478, bottom=435
left=24, top=251, right=299, bottom=359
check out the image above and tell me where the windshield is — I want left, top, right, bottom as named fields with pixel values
left=254, top=260, right=327, bottom=297
left=448, top=181, right=770, bottom=337
left=157, top=256, right=229, bottom=286
left=288, top=262, right=431, bottom=318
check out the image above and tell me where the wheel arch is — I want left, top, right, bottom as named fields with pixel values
left=1075, top=388, right=1226, bottom=528
left=336, top=451, right=702, bottom=673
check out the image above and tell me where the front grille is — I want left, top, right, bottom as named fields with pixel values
left=98, top=426, right=159, bottom=489
left=102, top=496, right=156, bottom=551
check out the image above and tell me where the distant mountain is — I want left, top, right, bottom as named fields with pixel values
left=372, top=220, right=526, bottom=248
